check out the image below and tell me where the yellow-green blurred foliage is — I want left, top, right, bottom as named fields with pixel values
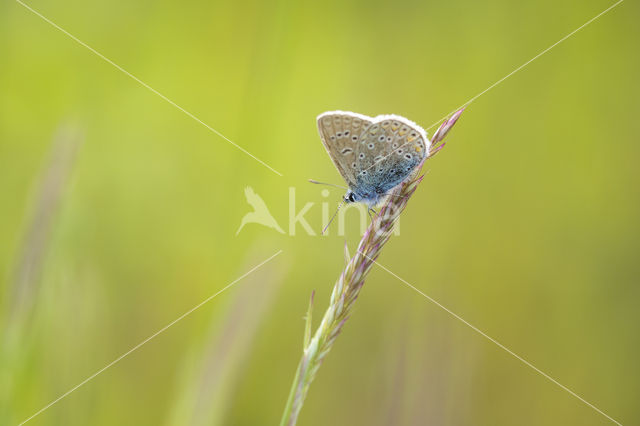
left=1, top=0, right=639, bottom=425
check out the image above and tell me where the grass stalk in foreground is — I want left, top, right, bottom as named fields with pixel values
left=280, top=109, right=464, bottom=426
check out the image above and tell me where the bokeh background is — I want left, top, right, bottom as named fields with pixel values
left=1, top=0, right=639, bottom=424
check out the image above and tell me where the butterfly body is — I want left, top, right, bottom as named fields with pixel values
left=317, top=111, right=430, bottom=208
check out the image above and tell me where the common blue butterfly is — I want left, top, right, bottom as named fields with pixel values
left=317, top=111, right=429, bottom=208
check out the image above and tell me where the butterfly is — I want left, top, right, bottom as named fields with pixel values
left=316, top=111, right=430, bottom=209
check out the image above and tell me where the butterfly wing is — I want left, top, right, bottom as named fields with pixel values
left=354, top=114, right=430, bottom=198
left=317, top=111, right=374, bottom=189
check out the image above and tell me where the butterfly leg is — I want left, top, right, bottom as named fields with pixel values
left=368, top=207, right=378, bottom=221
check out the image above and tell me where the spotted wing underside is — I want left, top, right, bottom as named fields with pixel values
left=354, top=115, right=429, bottom=196
left=317, top=111, right=373, bottom=189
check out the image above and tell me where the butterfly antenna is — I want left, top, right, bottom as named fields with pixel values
left=308, top=179, right=348, bottom=191
left=322, top=199, right=346, bottom=235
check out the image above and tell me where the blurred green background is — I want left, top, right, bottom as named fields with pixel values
left=1, top=0, right=639, bottom=424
